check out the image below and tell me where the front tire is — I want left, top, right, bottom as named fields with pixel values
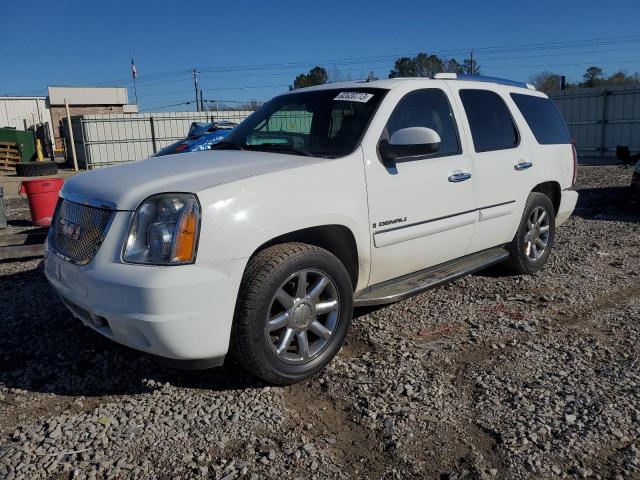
left=506, top=192, right=556, bottom=274
left=231, top=243, right=353, bottom=385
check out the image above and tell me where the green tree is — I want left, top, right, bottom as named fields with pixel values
left=389, top=53, right=473, bottom=78
left=462, top=58, right=480, bottom=75
left=415, top=53, right=444, bottom=77
left=582, top=66, right=603, bottom=87
left=389, top=57, right=417, bottom=78
left=530, top=71, right=564, bottom=94
left=606, top=71, right=637, bottom=86
left=444, top=59, right=464, bottom=74
left=290, top=66, right=328, bottom=90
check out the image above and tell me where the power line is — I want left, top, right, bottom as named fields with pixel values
left=206, top=83, right=289, bottom=92
left=7, top=33, right=639, bottom=96
left=5, top=34, right=639, bottom=100
left=194, top=35, right=640, bottom=74
left=485, top=59, right=640, bottom=69
left=139, top=82, right=291, bottom=98
left=479, top=46, right=640, bottom=62
left=140, top=98, right=262, bottom=112
left=138, top=89, right=195, bottom=98
left=139, top=101, right=195, bottom=112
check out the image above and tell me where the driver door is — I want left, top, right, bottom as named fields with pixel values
left=364, top=87, right=477, bottom=285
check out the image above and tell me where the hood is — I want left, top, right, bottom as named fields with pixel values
left=62, top=150, right=322, bottom=210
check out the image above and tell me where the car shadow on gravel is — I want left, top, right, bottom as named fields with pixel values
left=0, top=262, right=266, bottom=398
left=573, top=186, right=640, bottom=222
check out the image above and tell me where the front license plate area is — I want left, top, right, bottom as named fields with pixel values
left=56, top=259, right=88, bottom=298
left=59, top=218, right=82, bottom=241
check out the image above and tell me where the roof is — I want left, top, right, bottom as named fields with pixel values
left=293, top=75, right=537, bottom=93
left=48, top=86, right=129, bottom=106
left=0, top=96, right=47, bottom=101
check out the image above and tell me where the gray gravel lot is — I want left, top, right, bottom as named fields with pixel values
left=1, top=164, right=639, bottom=479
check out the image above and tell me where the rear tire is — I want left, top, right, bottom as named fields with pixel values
left=15, top=161, right=58, bottom=177
left=506, top=192, right=556, bottom=274
left=231, top=243, right=353, bottom=385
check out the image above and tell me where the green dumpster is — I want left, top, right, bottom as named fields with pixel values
left=0, top=128, right=36, bottom=163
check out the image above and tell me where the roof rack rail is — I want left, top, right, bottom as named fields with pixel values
left=433, top=73, right=535, bottom=90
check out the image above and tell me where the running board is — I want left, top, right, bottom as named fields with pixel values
left=354, top=247, right=509, bottom=307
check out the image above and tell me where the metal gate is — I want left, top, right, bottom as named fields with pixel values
left=72, top=110, right=255, bottom=168
left=550, top=85, right=640, bottom=158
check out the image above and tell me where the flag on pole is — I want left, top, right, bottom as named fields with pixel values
left=131, top=59, right=137, bottom=79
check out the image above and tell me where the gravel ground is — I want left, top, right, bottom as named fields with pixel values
left=1, top=164, right=639, bottom=480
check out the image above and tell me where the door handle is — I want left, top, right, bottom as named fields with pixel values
left=514, top=161, right=533, bottom=171
left=448, top=170, right=472, bottom=183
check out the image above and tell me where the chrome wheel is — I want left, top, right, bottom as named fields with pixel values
left=265, top=269, right=340, bottom=364
left=524, top=206, right=550, bottom=261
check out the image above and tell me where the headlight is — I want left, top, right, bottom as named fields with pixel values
left=123, top=193, right=200, bottom=265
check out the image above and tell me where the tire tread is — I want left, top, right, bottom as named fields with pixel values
left=506, top=192, right=555, bottom=274
left=15, top=161, right=58, bottom=177
left=231, top=242, right=343, bottom=384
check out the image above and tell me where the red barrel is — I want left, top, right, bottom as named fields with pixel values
left=19, top=178, right=64, bottom=227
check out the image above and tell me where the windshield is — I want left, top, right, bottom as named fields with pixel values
left=213, top=88, right=386, bottom=158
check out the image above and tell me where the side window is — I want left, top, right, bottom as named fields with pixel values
left=385, top=89, right=461, bottom=157
left=459, top=89, right=519, bottom=152
left=510, top=93, right=570, bottom=145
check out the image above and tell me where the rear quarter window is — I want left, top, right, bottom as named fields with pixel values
left=510, top=93, right=570, bottom=145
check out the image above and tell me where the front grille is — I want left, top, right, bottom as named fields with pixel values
left=49, top=198, right=114, bottom=264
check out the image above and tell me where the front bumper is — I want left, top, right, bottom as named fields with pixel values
left=556, top=189, right=578, bottom=227
left=44, top=245, right=248, bottom=365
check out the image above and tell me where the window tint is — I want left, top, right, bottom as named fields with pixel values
left=385, top=89, right=460, bottom=157
left=459, top=89, right=519, bottom=152
left=248, top=103, right=312, bottom=147
left=510, top=93, right=570, bottom=145
left=220, top=88, right=385, bottom=158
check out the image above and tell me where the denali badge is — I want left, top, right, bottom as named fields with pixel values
left=373, top=217, right=407, bottom=228
left=60, top=219, right=82, bottom=241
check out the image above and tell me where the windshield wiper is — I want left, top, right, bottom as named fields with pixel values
left=245, top=143, right=311, bottom=157
left=211, top=140, right=244, bottom=150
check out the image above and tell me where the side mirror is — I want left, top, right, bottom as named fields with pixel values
left=379, top=127, right=441, bottom=164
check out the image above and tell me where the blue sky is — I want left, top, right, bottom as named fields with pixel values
left=1, top=0, right=639, bottom=111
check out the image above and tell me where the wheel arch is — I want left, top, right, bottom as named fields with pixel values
left=531, top=181, right=561, bottom=216
left=249, top=224, right=360, bottom=290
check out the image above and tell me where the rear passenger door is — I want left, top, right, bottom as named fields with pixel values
left=451, top=87, right=523, bottom=253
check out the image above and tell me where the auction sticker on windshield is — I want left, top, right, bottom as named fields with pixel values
left=334, top=92, right=374, bottom=103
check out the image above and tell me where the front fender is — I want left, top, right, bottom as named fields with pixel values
left=195, top=150, right=371, bottom=290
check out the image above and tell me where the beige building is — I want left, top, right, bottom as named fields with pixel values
left=47, top=86, right=138, bottom=149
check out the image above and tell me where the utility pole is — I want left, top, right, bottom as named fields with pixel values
left=64, top=99, right=78, bottom=172
left=192, top=68, right=200, bottom=112
left=470, top=51, right=474, bottom=75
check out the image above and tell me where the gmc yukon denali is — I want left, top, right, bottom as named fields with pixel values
left=45, top=74, right=578, bottom=384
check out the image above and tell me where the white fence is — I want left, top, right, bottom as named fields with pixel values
left=550, top=85, right=640, bottom=158
left=71, top=111, right=254, bottom=168
left=0, top=97, right=55, bottom=145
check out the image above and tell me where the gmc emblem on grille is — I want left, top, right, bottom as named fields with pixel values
left=59, top=219, right=82, bottom=241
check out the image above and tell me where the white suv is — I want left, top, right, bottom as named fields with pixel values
left=45, top=75, right=578, bottom=384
